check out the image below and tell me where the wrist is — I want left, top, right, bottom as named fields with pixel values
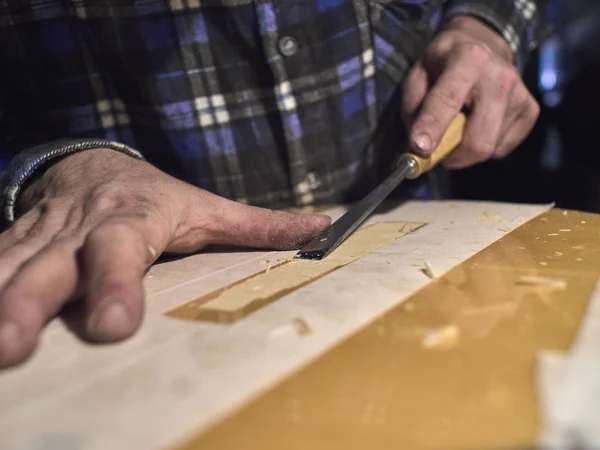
left=445, top=15, right=514, bottom=63
left=15, top=148, right=109, bottom=216
left=2, top=139, right=143, bottom=224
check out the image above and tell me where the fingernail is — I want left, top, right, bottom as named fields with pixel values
left=413, top=133, right=432, bottom=153
left=0, top=321, right=24, bottom=365
left=88, top=302, right=132, bottom=340
left=313, top=214, right=332, bottom=227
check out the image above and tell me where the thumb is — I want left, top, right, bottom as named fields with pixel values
left=168, top=190, right=331, bottom=252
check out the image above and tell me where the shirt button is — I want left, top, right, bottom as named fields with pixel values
left=278, top=36, right=298, bottom=57
left=305, top=172, right=321, bottom=190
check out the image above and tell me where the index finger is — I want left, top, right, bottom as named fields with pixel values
left=410, top=44, right=489, bottom=155
left=81, top=216, right=162, bottom=342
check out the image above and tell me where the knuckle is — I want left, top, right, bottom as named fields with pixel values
left=86, top=187, right=153, bottom=216
left=405, top=65, right=420, bottom=83
left=56, top=207, right=86, bottom=239
left=428, top=35, right=454, bottom=58
left=464, top=140, right=495, bottom=160
left=520, top=102, right=540, bottom=134
left=531, top=100, right=541, bottom=120
left=495, top=67, right=519, bottom=99
left=463, top=42, right=491, bottom=64
left=512, top=88, right=531, bottom=111
left=86, top=190, right=124, bottom=214
left=0, top=214, right=39, bottom=249
left=403, top=70, right=421, bottom=95
left=21, top=224, right=53, bottom=248
left=415, top=112, right=443, bottom=134
left=429, top=88, right=462, bottom=112
left=500, top=66, right=519, bottom=85
left=85, top=221, right=151, bottom=268
left=88, top=220, right=136, bottom=245
left=101, top=272, right=139, bottom=295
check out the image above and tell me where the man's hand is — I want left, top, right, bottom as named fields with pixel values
left=402, top=16, right=540, bottom=169
left=0, top=150, right=330, bottom=368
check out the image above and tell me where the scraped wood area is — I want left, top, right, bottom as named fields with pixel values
left=166, top=222, right=424, bottom=323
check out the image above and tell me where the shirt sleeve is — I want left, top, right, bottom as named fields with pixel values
left=0, top=92, right=143, bottom=230
left=442, top=0, right=553, bottom=70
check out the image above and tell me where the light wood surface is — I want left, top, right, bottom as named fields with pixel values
left=0, top=201, right=560, bottom=450
left=176, top=209, right=600, bottom=450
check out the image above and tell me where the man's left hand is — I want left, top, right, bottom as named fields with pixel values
left=402, top=16, right=540, bottom=169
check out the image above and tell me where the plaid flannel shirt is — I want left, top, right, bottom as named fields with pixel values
left=0, top=0, right=550, bottom=227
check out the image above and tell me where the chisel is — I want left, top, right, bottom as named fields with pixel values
left=294, top=113, right=467, bottom=261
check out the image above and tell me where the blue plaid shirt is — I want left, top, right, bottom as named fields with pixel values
left=0, top=0, right=549, bottom=225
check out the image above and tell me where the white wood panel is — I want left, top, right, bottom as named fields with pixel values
left=0, top=201, right=550, bottom=450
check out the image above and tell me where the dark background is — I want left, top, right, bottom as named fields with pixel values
left=449, top=0, right=600, bottom=213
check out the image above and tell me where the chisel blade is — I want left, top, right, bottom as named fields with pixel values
left=294, top=159, right=416, bottom=260
left=294, top=113, right=466, bottom=261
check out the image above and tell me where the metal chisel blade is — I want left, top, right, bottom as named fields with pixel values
left=294, top=113, right=466, bottom=260
left=294, top=159, right=416, bottom=260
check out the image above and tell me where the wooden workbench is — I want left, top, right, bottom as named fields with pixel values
left=0, top=201, right=598, bottom=450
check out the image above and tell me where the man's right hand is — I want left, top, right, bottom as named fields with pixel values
left=0, top=149, right=330, bottom=369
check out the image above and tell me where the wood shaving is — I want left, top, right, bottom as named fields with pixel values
left=477, top=213, right=502, bottom=224
left=559, top=229, right=571, bottom=232
left=548, top=233, right=559, bottom=236
left=398, top=223, right=411, bottom=233
left=516, top=275, right=567, bottom=290
left=576, top=258, right=583, bottom=262
left=267, top=325, right=291, bottom=339
left=268, top=318, right=312, bottom=339
left=539, top=262, right=549, bottom=266
left=421, top=261, right=437, bottom=279
left=581, top=221, right=587, bottom=224
left=562, top=210, right=568, bottom=216
left=421, top=325, right=460, bottom=350
left=404, top=302, right=415, bottom=312
left=554, top=252, right=564, bottom=257
left=573, top=245, right=586, bottom=250
left=293, top=318, right=312, bottom=336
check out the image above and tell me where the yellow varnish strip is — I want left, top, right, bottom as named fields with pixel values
left=165, top=222, right=424, bottom=323
left=173, top=209, right=600, bottom=450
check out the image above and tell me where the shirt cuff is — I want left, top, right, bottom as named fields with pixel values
left=442, top=0, right=552, bottom=71
left=0, top=139, right=143, bottom=229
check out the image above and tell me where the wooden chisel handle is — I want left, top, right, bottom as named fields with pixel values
left=400, top=113, right=467, bottom=179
